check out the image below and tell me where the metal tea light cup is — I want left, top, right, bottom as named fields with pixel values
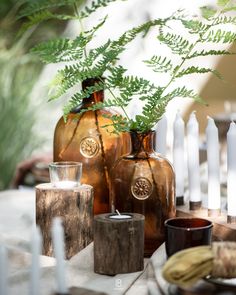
left=165, top=217, right=213, bottom=257
left=49, top=162, right=82, bottom=188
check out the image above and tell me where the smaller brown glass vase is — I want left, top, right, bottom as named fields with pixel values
left=110, top=130, right=176, bottom=257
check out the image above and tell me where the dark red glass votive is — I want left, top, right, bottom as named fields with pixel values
left=165, top=217, right=213, bottom=257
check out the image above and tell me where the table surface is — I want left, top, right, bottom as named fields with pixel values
left=0, top=189, right=235, bottom=295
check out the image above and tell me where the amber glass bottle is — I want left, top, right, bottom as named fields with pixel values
left=110, top=130, right=176, bottom=256
left=54, top=78, right=129, bottom=215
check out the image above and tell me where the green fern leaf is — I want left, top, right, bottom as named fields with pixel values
left=200, top=6, right=217, bottom=20
left=161, top=86, right=204, bottom=103
left=31, top=33, right=92, bottom=63
left=79, top=0, right=126, bottom=19
left=158, top=32, right=193, bottom=55
left=144, top=55, right=173, bottom=73
left=212, top=15, right=236, bottom=25
left=63, top=81, right=106, bottom=116
left=176, top=66, right=222, bottom=79
left=217, top=0, right=231, bottom=6
left=203, top=29, right=236, bottom=43
left=19, top=0, right=77, bottom=18
left=223, top=6, right=236, bottom=12
left=180, top=19, right=210, bottom=34
left=186, top=49, right=235, bottom=59
left=18, top=11, right=77, bottom=36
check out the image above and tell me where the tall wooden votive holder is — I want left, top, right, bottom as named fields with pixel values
left=94, top=213, right=144, bottom=275
left=36, top=183, right=93, bottom=259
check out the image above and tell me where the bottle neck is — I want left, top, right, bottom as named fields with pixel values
left=82, top=77, right=104, bottom=105
left=130, top=131, right=155, bottom=156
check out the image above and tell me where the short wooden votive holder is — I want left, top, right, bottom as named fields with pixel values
left=94, top=213, right=144, bottom=275
left=36, top=183, right=93, bottom=259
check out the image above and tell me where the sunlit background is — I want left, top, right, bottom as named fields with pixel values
left=1, top=0, right=236, bottom=190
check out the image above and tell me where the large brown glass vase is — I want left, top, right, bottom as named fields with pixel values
left=110, top=130, right=176, bottom=256
left=54, top=78, right=129, bottom=215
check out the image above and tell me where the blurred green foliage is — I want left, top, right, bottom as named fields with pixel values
left=0, top=0, right=69, bottom=189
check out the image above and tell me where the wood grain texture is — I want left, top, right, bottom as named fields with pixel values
left=94, top=213, right=144, bottom=275
left=36, top=183, right=93, bottom=259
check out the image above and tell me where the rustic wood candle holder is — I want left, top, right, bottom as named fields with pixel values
left=36, top=183, right=93, bottom=259
left=94, top=213, right=144, bottom=275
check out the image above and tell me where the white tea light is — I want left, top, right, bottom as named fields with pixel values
left=53, top=181, right=78, bottom=189
left=52, top=217, right=68, bottom=294
left=109, top=210, right=132, bottom=219
left=30, top=226, right=42, bottom=295
left=227, top=122, right=236, bottom=219
left=206, top=117, right=221, bottom=215
left=0, top=245, right=8, bottom=295
left=173, top=111, right=185, bottom=200
left=187, top=112, right=201, bottom=208
left=109, top=214, right=132, bottom=219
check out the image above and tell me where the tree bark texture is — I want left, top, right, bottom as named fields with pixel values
left=36, top=183, right=93, bottom=259
left=94, top=213, right=144, bottom=275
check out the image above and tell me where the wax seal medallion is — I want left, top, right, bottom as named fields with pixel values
left=80, top=137, right=99, bottom=158
left=131, top=177, right=153, bottom=200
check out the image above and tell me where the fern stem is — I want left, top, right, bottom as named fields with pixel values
left=73, top=2, right=88, bottom=59
left=97, top=76, right=130, bottom=121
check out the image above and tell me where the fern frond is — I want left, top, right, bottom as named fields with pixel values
left=19, top=0, right=77, bottom=18
left=63, top=81, right=106, bottom=116
left=161, top=86, right=204, bottom=103
left=31, top=34, right=90, bottom=63
left=180, top=19, right=210, bottom=34
left=18, top=10, right=77, bottom=36
left=158, top=32, right=193, bottom=55
left=176, top=66, right=222, bottom=79
left=203, top=29, right=236, bottom=43
left=101, top=114, right=130, bottom=133
left=79, top=0, right=125, bottom=19
left=223, top=6, right=236, bottom=12
left=212, top=15, right=236, bottom=25
left=144, top=55, right=173, bottom=73
left=186, top=49, right=235, bottom=59
left=218, top=0, right=231, bottom=6
left=200, top=6, right=217, bottom=20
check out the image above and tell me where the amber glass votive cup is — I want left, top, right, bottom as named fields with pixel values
left=165, top=217, right=213, bottom=257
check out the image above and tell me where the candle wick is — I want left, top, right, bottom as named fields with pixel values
left=115, top=209, right=121, bottom=215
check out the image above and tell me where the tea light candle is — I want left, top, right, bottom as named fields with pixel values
left=206, top=117, right=221, bottom=217
left=173, top=111, right=185, bottom=205
left=187, top=112, right=201, bottom=210
left=52, top=218, right=68, bottom=294
left=227, top=122, right=236, bottom=223
left=53, top=181, right=78, bottom=189
left=108, top=209, right=132, bottom=219
left=0, top=245, right=8, bottom=295
left=94, top=213, right=144, bottom=275
left=30, top=226, right=42, bottom=295
left=155, top=115, right=167, bottom=156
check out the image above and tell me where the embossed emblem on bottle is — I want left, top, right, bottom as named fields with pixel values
left=131, top=177, right=153, bottom=200
left=80, top=137, right=99, bottom=158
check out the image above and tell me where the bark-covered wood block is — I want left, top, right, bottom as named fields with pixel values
left=36, top=183, right=93, bottom=259
left=94, top=213, right=145, bottom=275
